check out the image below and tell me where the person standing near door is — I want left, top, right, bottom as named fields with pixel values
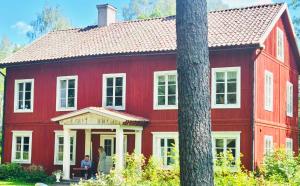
left=97, top=146, right=106, bottom=174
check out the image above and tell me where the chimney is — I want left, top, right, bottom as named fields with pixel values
left=96, top=4, right=117, bottom=27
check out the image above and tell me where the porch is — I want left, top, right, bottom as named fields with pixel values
left=51, top=107, right=148, bottom=180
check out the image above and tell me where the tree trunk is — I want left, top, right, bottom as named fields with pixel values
left=176, top=0, right=214, bottom=185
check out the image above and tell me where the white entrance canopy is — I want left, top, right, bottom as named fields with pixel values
left=51, top=107, right=148, bottom=180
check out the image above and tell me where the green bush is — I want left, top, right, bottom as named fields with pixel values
left=21, top=165, right=48, bottom=183
left=0, top=163, right=24, bottom=179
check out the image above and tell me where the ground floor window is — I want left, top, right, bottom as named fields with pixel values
left=212, top=132, right=241, bottom=166
left=285, top=138, right=293, bottom=154
left=264, top=135, right=273, bottom=156
left=54, top=131, right=77, bottom=165
left=152, top=132, right=178, bottom=167
left=11, top=131, right=32, bottom=164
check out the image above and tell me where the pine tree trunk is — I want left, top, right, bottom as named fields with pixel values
left=176, top=0, right=214, bottom=185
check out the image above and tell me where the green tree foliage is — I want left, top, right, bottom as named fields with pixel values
left=26, top=5, right=72, bottom=40
left=122, top=0, right=228, bottom=20
left=289, top=0, right=300, bottom=38
left=0, top=36, right=13, bottom=61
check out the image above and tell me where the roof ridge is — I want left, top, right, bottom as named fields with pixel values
left=209, top=2, right=285, bottom=13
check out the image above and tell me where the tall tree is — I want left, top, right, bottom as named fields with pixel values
left=27, top=5, right=72, bottom=40
left=290, top=0, right=300, bottom=38
left=176, top=0, right=213, bottom=185
left=0, top=36, right=13, bottom=61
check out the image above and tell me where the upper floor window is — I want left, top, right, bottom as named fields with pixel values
left=276, top=27, right=284, bottom=62
left=212, top=132, right=240, bottom=166
left=56, top=76, right=78, bottom=111
left=14, top=79, right=34, bottom=113
left=264, top=71, right=273, bottom=111
left=286, top=81, right=293, bottom=117
left=153, top=71, right=178, bottom=110
left=152, top=132, right=178, bottom=168
left=285, top=138, right=293, bottom=154
left=211, top=67, right=241, bottom=108
left=264, top=135, right=273, bottom=156
left=54, top=131, right=77, bottom=165
left=11, top=131, right=32, bottom=164
left=102, top=73, right=126, bottom=110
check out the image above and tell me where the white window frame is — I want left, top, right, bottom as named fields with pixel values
left=102, top=73, right=126, bottom=110
left=11, top=131, right=32, bottom=164
left=14, top=79, right=34, bottom=113
left=264, top=135, right=273, bottom=156
left=56, top=76, right=78, bottom=111
left=276, top=27, right=284, bottom=62
left=285, top=138, right=293, bottom=154
left=211, top=67, right=241, bottom=109
left=286, top=81, right=293, bottom=117
left=152, top=132, right=178, bottom=168
left=153, top=70, right=178, bottom=110
left=54, top=131, right=77, bottom=165
left=212, top=131, right=241, bottom=167
left=264, top=71, right=273, bottom=111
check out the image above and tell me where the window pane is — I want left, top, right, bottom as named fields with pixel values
left=16, top=144, right=22, bottom=151
left=19, top=83, right=24, bottom=91
left=106, top=78, right=113, bottom=86
left=68, top=80, right=75, bottom=89
left=106, top=87, right=113, bottom=97
left=68, top=98, right=75, bottom=107
left=216, top=83, right=224, bottom=93
left=115, top=87, right=122, bottom=97
left=106, top=97, right=113, bottom=106
left=16, top=152, right=21, bottom=159
left=68, top=89, right=75, bottom=97
left=227, top=94, right=237, bottom=104
left=24, top=137, right=29, bottom=144
left=158, top=96, right=165, bottom=105
left=25, top=83, right=31, bottom=91
left=23, top=145, right=29, bottom=152
left=216, top=72, right=224, bottom=82
left=25, top=92, right=31, bottom=100
left=60, top=80, right=67, bottom=89
left=227, top=139, right=236, bottom=148
left=25, top=101, right=31, bottom=109
left=216, top=139, right=223, bottom=148
left=18, top=91, right=24, bottom=101
left=116, top=77, right=123, bottom=86
left=18, top=101, right=24, bottom=109
left=168, top=96, right=176, bottom=105
left=168, top=75, right=176, bottom=84
left=104, top=140, right=112, bottom=156
left=60, top=89, right=66, bottom=99
left=167, top=139, right=175, bottom=147
left=216, top=94, right=225, bottom=104
left=58, top=153, right=63, bottom=161
left=58, top=145, right=64, bottom=153
left=158, top=86, right=165, bottom=95
left=168, top=85, right=176, bottom=95
left=115, top=97, right=122, bottom=106
left=60, top=99, right=66, bottom=108
left=227, top=71, right=237, bottom=81
left=17, top=137, right=22, bottom=144
left=227, top=83, right=236, bottom=93
left=59, top=137, right=64, bottom=144
left=158, top=76, right=165, bottom=85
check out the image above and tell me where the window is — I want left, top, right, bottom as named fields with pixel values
left=286, top=82, right=293, bottom=117
left=212, top=132, right=241, bottom=166
left=14, top=79, right=34, bottom=112
left=54, top=131, right=77, bottom=165
left=286, top=138, right=293, bottom=154
left=11, top=131, right=32, bottom=164
left=152, top=132, right=178, bottom=167
left=56, top=76, right=78, bottom=111
left=264, top=71, right=273, bottom=111
left=211, top=67, right=241, bottom=108
left=264, top=135, right=273, bottom=156
left=276, top=27, right=284, bottom=62
left=153, top=71, right=178, bottom=110
left=102, top=73, right=126, bottom=110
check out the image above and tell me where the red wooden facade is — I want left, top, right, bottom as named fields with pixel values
left=1, top=6, right=299, bottom=174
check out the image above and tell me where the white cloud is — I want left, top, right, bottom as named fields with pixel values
left=222, top=0, right=273, bottom=8
left=11, top=21, right=33, bottom=35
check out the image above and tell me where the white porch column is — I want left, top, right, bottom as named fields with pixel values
left=134, top=130, right=142, bottom=154
left=63, top=128, right=71, bottom=180
left=85, top=129, right=91, bottom=156
left=115, top=126, right=124, bottom=170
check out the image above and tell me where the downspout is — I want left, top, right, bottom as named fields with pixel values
left=0, top=69, right=6, bottom=164
left=251, top=46, right=264, bottom=170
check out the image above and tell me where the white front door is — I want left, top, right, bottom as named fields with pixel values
left=100, top=135, right=127, bottom=173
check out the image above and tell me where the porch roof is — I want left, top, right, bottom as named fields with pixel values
left=51, top=107, right=149, bottom=127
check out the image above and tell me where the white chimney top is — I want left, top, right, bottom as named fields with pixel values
left=96, top=4, right=117, bottom=27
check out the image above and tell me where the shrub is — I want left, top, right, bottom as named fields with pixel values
left=21, top=165, right=48, bottom=183
left=0, top=163, right=24, bottom=179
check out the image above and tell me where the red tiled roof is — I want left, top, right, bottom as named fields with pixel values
left=0, top=3, right=289, bottom=65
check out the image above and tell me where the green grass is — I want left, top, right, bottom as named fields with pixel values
left=0, top=180, right=34, bottom=186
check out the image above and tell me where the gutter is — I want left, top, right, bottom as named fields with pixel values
left=0, top=69, right=5, bottom=164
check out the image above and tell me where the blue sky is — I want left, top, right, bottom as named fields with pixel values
left=0, top=0, right=297, bottom=45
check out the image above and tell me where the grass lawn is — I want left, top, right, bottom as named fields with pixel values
left=0, top=180, right=34, bottom=186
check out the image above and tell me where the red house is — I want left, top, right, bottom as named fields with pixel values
left=0, top=3, right=299, bottom=179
